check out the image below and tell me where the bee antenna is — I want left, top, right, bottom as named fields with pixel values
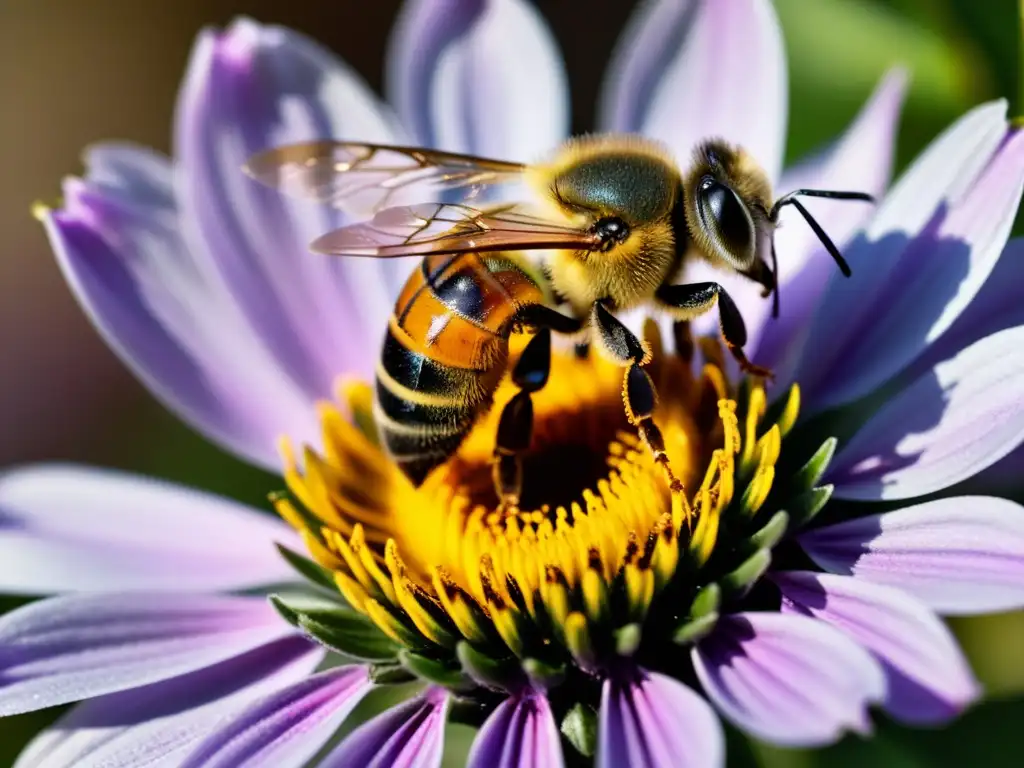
left=770, top=188, right=875, bottom=279
left=770, top=236, right=781, bottom=319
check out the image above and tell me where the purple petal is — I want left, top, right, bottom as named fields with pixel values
left=906, top=237, right=1024, bottom=385
left=387, top=0, right=568, bottom=161
left=799, top=496, right=1024, bottom=615
left=176, top=19, right=408, bottom=404
left=826, top=325, right=1024, bottom=500
left=0, top=593, right=291, bottom=716
left=754, top=70, right=908, bottom=376
left=598, top=670, right=723, bottom=768
left=623, top=0, right=787, bottom=184
left=14, top=636, right=320, bottom=768
left=973, top=441, right=1024, bottom=493
left=693, top=612, right=884, bottom=747
left=795, top=103, right=1024, bottom=412
left=180, top=666, right=373, bottom=768
left=0, top=465, right=300, bottom=594
left=774, top=571, right=979, bottom=725
left=467, top=693, right=563, bottom=768
left=42, top=149, right=321, bottom=472
left=932, top=239, right=1024, bottom=491
left=321, top=687, right=448, bottom=768
left=82, top=143, right=177, bottom=208
left=597, top=0, right=698, bottom=134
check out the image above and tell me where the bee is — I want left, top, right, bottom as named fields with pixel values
left=246, top=135, right=870, bottom=507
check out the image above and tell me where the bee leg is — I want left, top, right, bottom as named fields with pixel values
left=655, top=282, right=773, bottom=379
left=492, top=327, right=552, bottom=512
left=515, top=303, right=585, bottom=336
left=515, top=300, right=589, bottom=366
left=591, top=301, right=687, bottom=501
left=673, top=320, right=695, bottom=364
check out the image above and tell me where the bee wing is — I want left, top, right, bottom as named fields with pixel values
left=310, top=203, right=602, bottom=257
left=244, top=141, right=527, bottom=217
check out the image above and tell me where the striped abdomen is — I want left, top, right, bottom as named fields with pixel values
left=374, top=253, right=545, bottom=483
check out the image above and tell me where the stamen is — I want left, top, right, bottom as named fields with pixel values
left=273, top=337, right=788, bottom=676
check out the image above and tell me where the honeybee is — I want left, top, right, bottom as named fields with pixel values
left=246, top=135, right=869, bottom=507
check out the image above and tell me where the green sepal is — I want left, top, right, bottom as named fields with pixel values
left=369, top=663, right=416, bottom=685
left=269, top=594, right=399, bottom=662
left=673, top=612, right=719, bottom=645
left=614, top=623, right=642, bottom=657
left=269, top=591, right=340, bottom=624
left=456, top=641, right=522, bottom=691
left=400, top=650, right=475, bottom=691
left=275, top=543, right=338, bottom=593
left=721, top=548, right=771, bottom=599
left=746, top=510, right=789, bottom=552
left=689, top=583, right=721, bottom=619
left=788, top=485, right=834, bottom=528
left=522, top=657, right=566, bottom=689
left=737, top=476, right=770, bottom=519
left=561, top=702, right=599, bottom=758
left=792, top=438, right=837, bottom=492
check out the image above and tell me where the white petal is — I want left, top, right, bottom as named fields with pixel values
left=0, top=465, right=299, bottom=594
left=694, top=612, right=884, bottom=747
left=640, top=0, right=788, bottom=184
left=13, top=637, right=320, bottom=768
left=775, top=571, right=979, bottom=724
left=0, top=594, right=291, bottom=716
left=827, top=325, right=1024, bottom=500
left=800, top=496, right=1024, bottom=615
left=793, top=101, right=1016, bottom=410
left=388, top=0, right=568, bottom=161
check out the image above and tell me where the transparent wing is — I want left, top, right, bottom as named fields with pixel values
left=310, top=203, right=602, bottom=258
left=244, top=141, right=527, bottom=217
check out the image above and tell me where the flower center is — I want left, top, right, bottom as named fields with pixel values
left=274, top=328, right=799, bottom=683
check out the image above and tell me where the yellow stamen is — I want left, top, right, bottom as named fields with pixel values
left=777, top=384, right=801, bottom=437
left=386, top=541, right=457, bottom=648
left=432, top=568, right=491, bottom=645
left=334, top=571, right=368, bottom=613
left=276, top=337, right=785, bottom=667
left=362, top=597, right=423, bottom=648
left=740, top=384, right=767, bottom=473
left=564, top=611, right=596, bottom=670
left=31, top=201, right=52, bottom=222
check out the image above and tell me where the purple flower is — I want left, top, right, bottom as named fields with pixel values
left=8, top=1, right=1024, bottom=767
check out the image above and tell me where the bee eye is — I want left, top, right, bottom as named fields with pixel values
left=696, top=177, right=754, bottom=266
left=593, top=216, right=630, bottom=252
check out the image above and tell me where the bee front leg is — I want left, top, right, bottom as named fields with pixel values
left=591, top=301, right=688, bottom=505
left=655, top=282, right=773, bottom=379
left=493, top=306, right=585, bottom=512
left=492, top=327, right=552, bottom=512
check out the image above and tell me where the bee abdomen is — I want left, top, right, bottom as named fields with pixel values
left=374, top=253, right=543, bottom=483
left=375, top=320, right=501, bottom=483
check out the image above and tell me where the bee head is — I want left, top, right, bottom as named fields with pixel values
left=684, top=140, right=774, bottom=278
left=684, top=140, right=872, bottom=318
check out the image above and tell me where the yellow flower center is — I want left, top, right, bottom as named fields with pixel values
left=274, top=329, right=796, bottom=669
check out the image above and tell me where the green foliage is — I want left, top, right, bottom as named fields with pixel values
left=270, top=594, right=400, bottom=662
left=562, top=702, right=599, bottom=758
left=275, top=543, right=339, bottom=592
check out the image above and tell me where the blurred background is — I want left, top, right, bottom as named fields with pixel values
left=0, top=0, right=1022, bottom=765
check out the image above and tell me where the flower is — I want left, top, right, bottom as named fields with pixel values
left=7, top=0, right=1024, bottom=766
